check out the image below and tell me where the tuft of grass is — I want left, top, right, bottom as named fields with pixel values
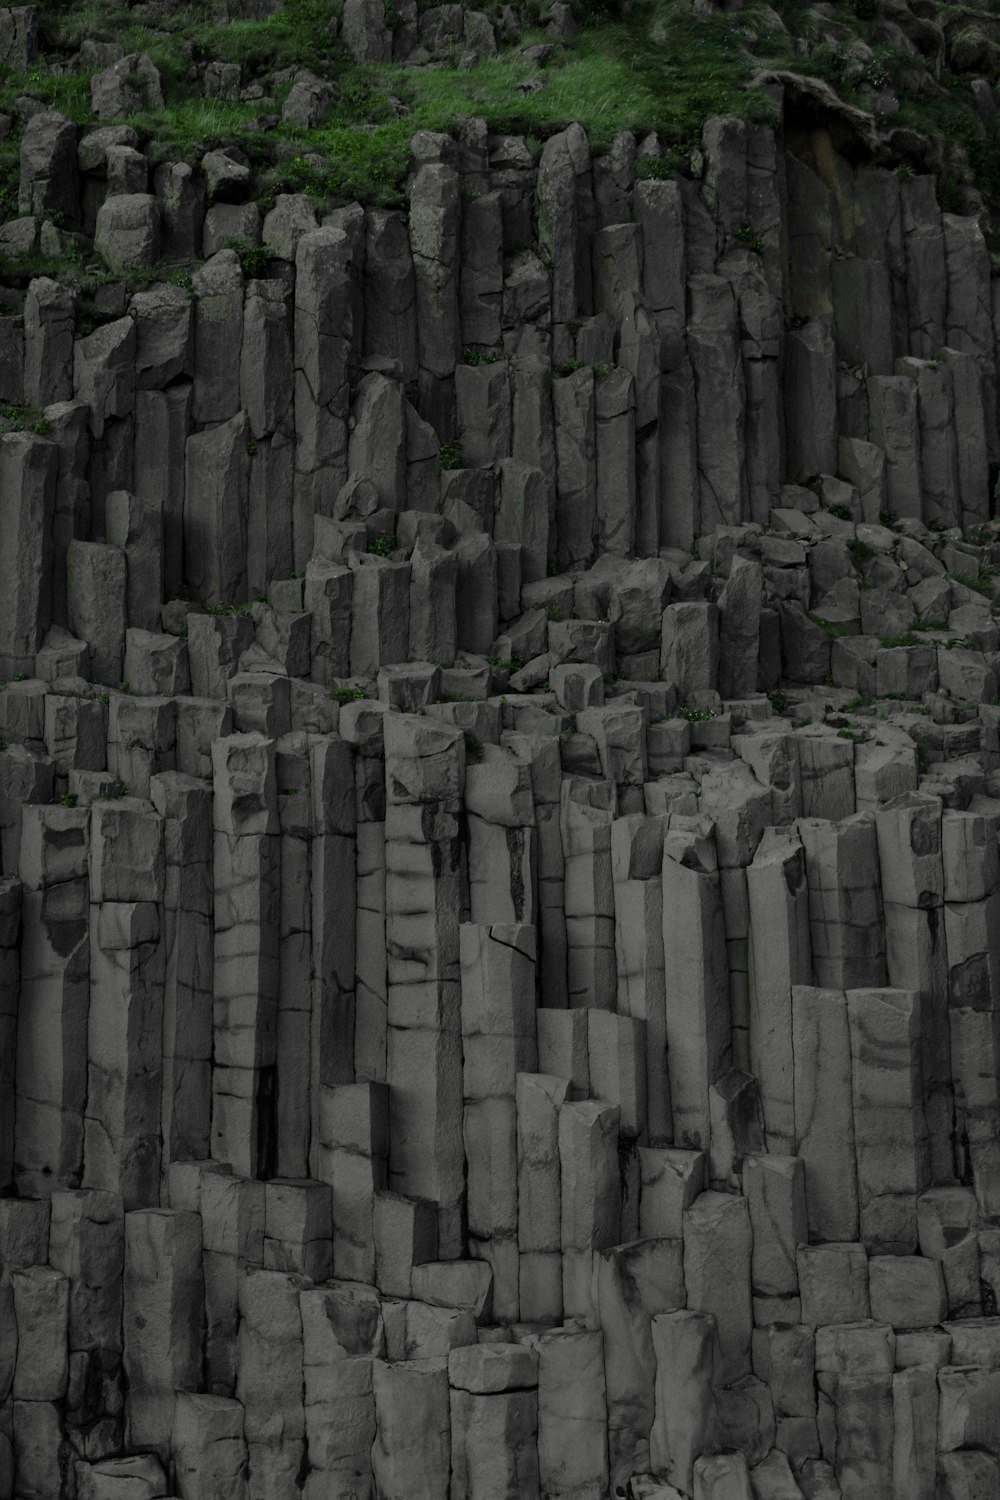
left=331, top=684, right=367, bottom=704
left=439, top=441, right=463, bottom=471
left=368, top=533, right=395, bottom=557
left=465, top=734, right=485, bottom=762
left=880, top=632, right=918, bottom=649
left=810, top=615, right=851, bottom=639
left=679, top=705, right=715, bottom=722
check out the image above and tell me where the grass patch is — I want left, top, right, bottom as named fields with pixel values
left=0, top=404, right=53, bottom=436
left=810, top=615, right=851, bottom=638
left=880, top=632, right=919, bottom=648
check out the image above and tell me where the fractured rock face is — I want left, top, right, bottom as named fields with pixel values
left=2, top=92, right=1000, bottom=1500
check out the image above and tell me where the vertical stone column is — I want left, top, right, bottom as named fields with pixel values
left=798, top=814, right=887, bottom=989
left=791, top=984, right=859, bottom=1243
left=309, top=733, right=357, bottom=1170
left=210, top=733, right=280, bottom=1179
left=504, top=732, right=567, bottom=1009
left=689, top=274, right=747, bottom=528
left=747, top=827, right=811, bottom=1154
left=317, top=1082, right=388, bottom=1284
left=242, top=274, right=295, bottom=592
left=372, top=1358, right=451, bottom=1500
left=294, top=226, right=353, bottom=549
left=875, top=793, right=952, bottom=1183
left=516, top=1072, right=568, bottom=1323
left=594, top=1237, right=685, bottom=1490
left=553, top=365, right=597, bottom=571
left=409, top=156, right=461, bottom=434
left=341, top=703, right=387, bottom=1085
left=198, top=1167, right=264, bottom=1398
left=449, top=1346, right=540, bottom=1500
left=943, top=806, right=1000, bottom=1213
left=560, top=777, right=616, bottom=1013
left=171, top=1393, right=249, bottom=1500
left=16, top=804, right=90, bottom=1196
left=0, top=432, right=57, bottom=678
left=123, top=1208, right=203, bottom=1461
left=524, top=1326, right=608, bottom=1500
left=559, top=1099, right=620, bottom=1321
left=700, top=761, right=769, bottom=1072
left=0, top=878, right=19, bottom=1192
left=85, top=798, right=165, bottom=1207
left=183, top=412, right=251, bottom=607
left=613, top=812, right=670, bottom=1146
left=650, top=1309, right=718, bottom=1495
left=11, top=1261, right=69, bottom=1494
left=461, top=922, right=537, bottom=1321
left=662, top=814, right=731, bottom=1153
left=465, top=746, right=535, bottom=926
left=300, top=1283, right=384, bottom=1499
left=48, top=1188, right=125, bottom=1460
left=384, top=713, right=466, bottom=1256
left=236, top=1269, right=308, bottom=1500
left=134, top=383, right=191, bottom=604
left=150, top=772, right=213, bottom=1181
left=274, top=737, right=312, bottom=1179
left=846, top=987, right=929, bottom=1255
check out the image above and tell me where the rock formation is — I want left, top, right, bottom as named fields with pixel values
left=5, top=35, right=1000, bottom=1500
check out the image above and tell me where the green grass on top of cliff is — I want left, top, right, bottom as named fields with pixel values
left=3, top=0, right=1000, bottom=234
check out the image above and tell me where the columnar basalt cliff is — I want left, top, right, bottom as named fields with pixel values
left=8, top=16, right=1000, bottom=1496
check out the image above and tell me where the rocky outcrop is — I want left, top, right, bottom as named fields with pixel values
left=4, top=101, right=1000, bottom=1499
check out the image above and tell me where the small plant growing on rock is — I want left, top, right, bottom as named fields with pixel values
left=330, top=684, right=367, bottom=704
left=634, top=156, right=673, bottom=180
left=554, top=358, right=582, bottom=377
left=462, top=347, right=499, bottom=366
left=465, top=735, right=485, bottom=762
left=439, top=441, right=463, bottom=471
left=368, top=533, right=394, bottom=557
left=224, top=239, right=268, bottom=278
left=58, top=792, right=78, bottom=808
left=731, top=222, right=763, bottom=253
left=679, top=705, right=715, bottom=722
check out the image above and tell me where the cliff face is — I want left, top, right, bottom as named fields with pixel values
left=4, top=85, right=1000, bottom=1500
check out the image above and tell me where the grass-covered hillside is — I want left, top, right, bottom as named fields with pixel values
left=4, top=0, right=1000, bottom=257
